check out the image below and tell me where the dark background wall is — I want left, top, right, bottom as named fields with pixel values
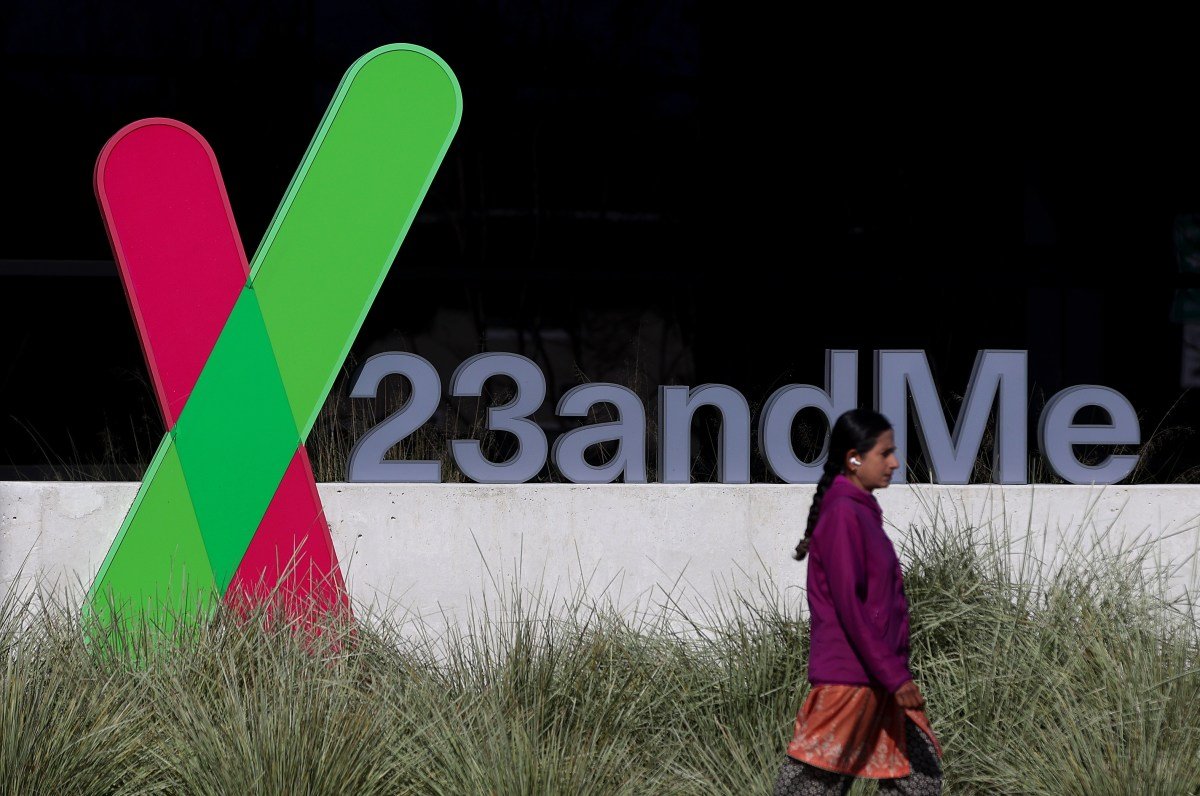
left=2, top=3, right=1197, bottom=481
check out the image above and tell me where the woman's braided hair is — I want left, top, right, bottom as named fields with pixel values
left=792, top=408, right=892, bottom=561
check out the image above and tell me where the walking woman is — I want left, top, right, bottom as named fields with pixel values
left=773, top=409, right=944, bottom=795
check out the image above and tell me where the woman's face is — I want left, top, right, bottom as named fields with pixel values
left=847, top=429, right=900, bottom=491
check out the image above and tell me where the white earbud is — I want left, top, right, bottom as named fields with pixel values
left=850, top=457, right=862, bottom=466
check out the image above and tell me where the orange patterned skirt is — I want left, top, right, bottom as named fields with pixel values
left=785, top=684, right=943, bottom=779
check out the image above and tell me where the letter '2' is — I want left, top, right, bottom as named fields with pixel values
left=88, top=45, right=462, bottom=627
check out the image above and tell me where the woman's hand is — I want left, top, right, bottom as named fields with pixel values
left=893, top=679, right=925, bottom=709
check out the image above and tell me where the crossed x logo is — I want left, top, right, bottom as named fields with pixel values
left=87, top=45, right=461, bottom=624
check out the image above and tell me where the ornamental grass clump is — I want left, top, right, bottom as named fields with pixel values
left=0, top=514, right=1197, bottom=794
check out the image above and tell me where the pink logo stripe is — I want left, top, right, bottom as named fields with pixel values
left=229, top=446, right=349, bottom=618
left=95, top=119, right=250, bottom=426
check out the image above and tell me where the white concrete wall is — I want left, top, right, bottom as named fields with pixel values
left=3, top=482, right=1199, bottom=625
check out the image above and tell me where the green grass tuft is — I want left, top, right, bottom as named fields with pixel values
left=0, top=517, right=1197, bottom=794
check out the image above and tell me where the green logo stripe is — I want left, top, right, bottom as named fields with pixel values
left=253, top=45, right=463, bottom=438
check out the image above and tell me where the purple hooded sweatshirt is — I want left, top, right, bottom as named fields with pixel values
left=805, top=474, right=913, bottom=694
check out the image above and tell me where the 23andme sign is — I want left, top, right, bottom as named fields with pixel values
left=84, top=43, right=1139, bottom=626
left=346, top=349, right=1140, bottom=487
